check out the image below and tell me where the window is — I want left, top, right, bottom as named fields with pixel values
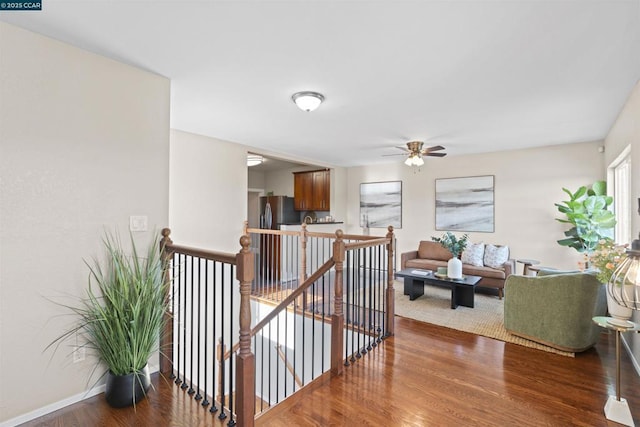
left=608, top=146, right=632, bottom=245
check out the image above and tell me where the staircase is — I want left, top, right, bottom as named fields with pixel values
left=160, top=224, right=396, bottom=426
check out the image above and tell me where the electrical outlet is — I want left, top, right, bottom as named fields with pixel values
left=73, top=346, right=85, bottom=363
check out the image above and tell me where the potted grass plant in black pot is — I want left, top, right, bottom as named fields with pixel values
left=48, top=232, right=170, bottom=408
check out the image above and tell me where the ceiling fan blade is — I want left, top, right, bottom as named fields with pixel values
left=382, top=141, right=447, bottom=159
left=425, top=145, right=445, bottom=152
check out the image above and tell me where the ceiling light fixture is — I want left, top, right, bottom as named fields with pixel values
left=247, top=154, right=264, bottom=167
left=404, top=154, right=424, bottom=167
left=292, top=91, right=325, bottom=112
left=388, top=141, right=445, bottom=167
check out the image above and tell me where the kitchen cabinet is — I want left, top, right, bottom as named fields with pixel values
left=312, top=170, right=330, bottom=210
left=293, top=171, right=314, bottom=210
left=293, top=169, right=330, bottom=211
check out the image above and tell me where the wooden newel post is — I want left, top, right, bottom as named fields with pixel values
left=331, top=229, right=345, bottom=376
left=300, top=223, right=308, bottom=284
left=235, top=235, right=255, bottom=427
left=160, top=227, right=174, bottom=375
left=385, top=226, right=395, bottom=337
left=299, top=223, right=308, bottom=310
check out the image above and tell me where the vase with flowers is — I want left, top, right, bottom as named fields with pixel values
left=432, top=232, right=469, bottom=279
left=589, top=238, right=631, bottom=320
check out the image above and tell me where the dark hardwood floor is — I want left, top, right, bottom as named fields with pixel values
left=20, top=317, right=640, bottom=426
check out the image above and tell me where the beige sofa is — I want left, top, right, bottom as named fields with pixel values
left=400, top=241, right=515, bottom=299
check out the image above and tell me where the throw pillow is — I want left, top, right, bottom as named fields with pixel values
left=461, top=242, right=485, bottom=267
left=484, top=244, right=509, bottom=268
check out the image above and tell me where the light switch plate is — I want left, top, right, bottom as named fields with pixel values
left=129, top=215, right=148, bottom=232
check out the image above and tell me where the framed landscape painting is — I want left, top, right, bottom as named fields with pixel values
left=360, top=181, right=402, bottom=229
left=435, top=175, right=494, bottom=232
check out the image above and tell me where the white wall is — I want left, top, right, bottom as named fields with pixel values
left=264, top=167, right=294, bottom=196
left=346, top=141, right=604, bottom=271
left=330, top=167, right=348, bottom=225
left=263, top=166, right=316, bottom=197
left=248, top=170, right=265, bottom=189
left=604, top=79, right=640, bottom=370
left=169, top=130, right=247, bottom=253
left=0, top=23, right=170, bottom=423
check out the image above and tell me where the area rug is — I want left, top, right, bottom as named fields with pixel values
left=393, top=283, right=574, bottom=357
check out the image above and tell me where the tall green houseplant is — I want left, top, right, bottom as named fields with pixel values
left=48, top=232, right=170, bottom=407
left=555, top=180, right=616, bottom=253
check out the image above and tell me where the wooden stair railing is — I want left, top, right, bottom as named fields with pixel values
left=276, top=344, right=303, bottom=388
left=160, top=228, right=240, bottom=375
left=160, top=228, right=243, bottom=424
left=235, top=234, right=255, bottom=427
left=239, top=228, right=395, bottom=425
left=222, top=257, right=335, bottom=357
left=161, top=226, right=395, bottom=427
left=235, top=234, right=339, bottom=427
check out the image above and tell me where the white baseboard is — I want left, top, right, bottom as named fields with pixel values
left=622, top=334, right=640, bottom=378
left=0, top=366, right=159, bottom=427
left=0, top=384, right=105, bottom=427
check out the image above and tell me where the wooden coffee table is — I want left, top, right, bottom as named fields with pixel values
left=395, top=268, right=482, bottom=309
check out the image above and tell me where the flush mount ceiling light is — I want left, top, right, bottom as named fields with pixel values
left=247, top=154, right=264, bottom=167
left=291, top=91, right=325, bottom=112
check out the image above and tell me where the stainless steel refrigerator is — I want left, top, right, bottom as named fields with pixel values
left=259, top=196, right=298, bottom=229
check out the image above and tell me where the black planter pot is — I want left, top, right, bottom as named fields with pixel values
left=105, top=364, right=151, bottom=408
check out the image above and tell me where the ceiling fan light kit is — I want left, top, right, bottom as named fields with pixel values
left=384, top=140, right=447, bottom=167
left=292, top=91, right=324, bottom=112
left=404, top=155, right=424, bottom=167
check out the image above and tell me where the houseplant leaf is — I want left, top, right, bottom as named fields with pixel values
left=591, top=180, right=607, bottom=196
left=555, top=181, right=617, bottom=254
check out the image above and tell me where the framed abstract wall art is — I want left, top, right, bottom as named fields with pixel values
left=360, top=181, right=402, bottom=229
left=435, top=175, right=494, bottom=232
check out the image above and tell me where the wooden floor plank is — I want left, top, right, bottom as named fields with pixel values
left=257, top=317, right=640, bottom=427
left=19, top=316, right=640, bottom=426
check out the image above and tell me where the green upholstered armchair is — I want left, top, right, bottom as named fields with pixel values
left=504, top=271, right=607, bottom=352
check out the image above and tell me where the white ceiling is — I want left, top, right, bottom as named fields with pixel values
left=2, top=1, right=639, bottom=167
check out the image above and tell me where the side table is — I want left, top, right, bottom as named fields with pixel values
left=527, top=265, right=554, bottom=275
left=592, top=316, right=640, bottom=426
left=516, top=258, right=540, bottom=275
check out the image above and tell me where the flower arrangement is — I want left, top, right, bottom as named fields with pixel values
left=432, top=232, right=469, bottom=258
left=588, top=239, right=628, bottom=284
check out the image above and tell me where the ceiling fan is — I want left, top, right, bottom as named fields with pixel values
left=384, top=141, right=447, bottom=166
